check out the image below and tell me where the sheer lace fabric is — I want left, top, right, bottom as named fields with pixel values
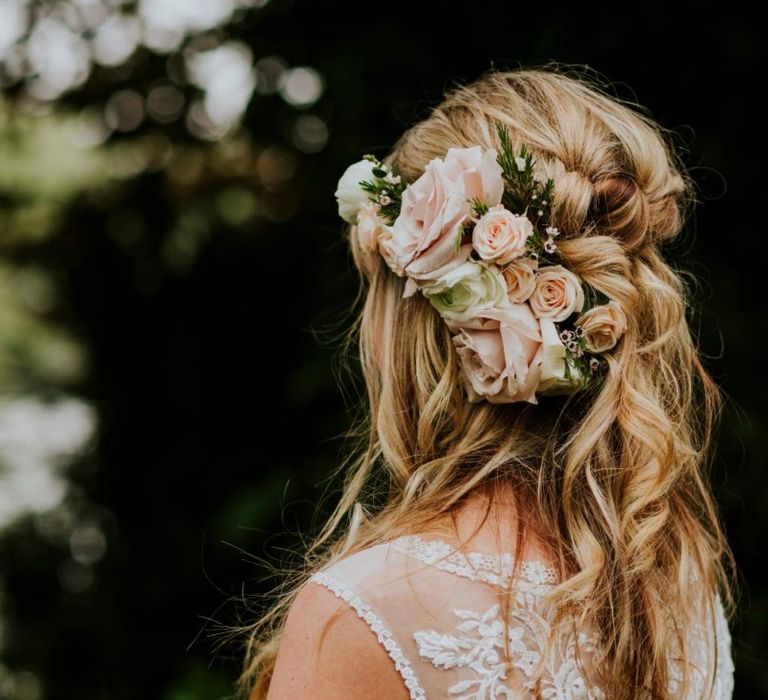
left=308, top=534, right=734, bottom=699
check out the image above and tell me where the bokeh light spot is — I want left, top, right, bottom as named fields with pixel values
left=104, top=89, right=145, bottom=132
left=291, top=114, right=328, bottom=153
left=147, top=81, right=185, bottom=123
left=279, top=66, right=324, bottom=107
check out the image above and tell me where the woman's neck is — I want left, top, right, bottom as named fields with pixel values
left=418, top=489, right=556, bottom=564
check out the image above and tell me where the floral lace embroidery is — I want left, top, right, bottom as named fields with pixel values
left=667, top=594, right=735, bottom=699
left=396, top=535, right=733, bottom=700
left=413, top=601, right=605, bottom=700
left=310, top=538, right=734, bottom=700
left=309, top=571, right=427, bottom=700
left=390, top=533, right=559, bottom=591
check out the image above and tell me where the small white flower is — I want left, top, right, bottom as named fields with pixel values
left=386, top=173, right=401, bottom=185
left=545, top=226, right=560, bottom=237
left=532, top=194, right=538, bottom=200
left=544, top=239, right=557, bottom=253
left=537, top=209, right=543, bottom=216
left=537, top=317, right=585, bottom=395
left=541, top=200, right=548, bottom=206
left=589, top=357, right=600, bottom=371
left=379, top=194, right=391, bottom=205
left=515, top=156, right=527, bottom=171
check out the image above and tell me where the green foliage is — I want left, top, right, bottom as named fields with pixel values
left=495, top=121, right=555, bottom=226
left=358, top=155, right=408, bottom=225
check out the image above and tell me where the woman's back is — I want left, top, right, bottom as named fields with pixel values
left=268, top=496, right=734, bottom=699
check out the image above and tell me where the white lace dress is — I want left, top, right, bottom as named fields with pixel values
left=308, top=534, right=734, bottom=699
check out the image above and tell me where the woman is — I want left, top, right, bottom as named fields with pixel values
left=238, top=66, right=737, bottom=699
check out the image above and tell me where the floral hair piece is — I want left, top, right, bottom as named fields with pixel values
left=334, top=122, right=628, bottom=404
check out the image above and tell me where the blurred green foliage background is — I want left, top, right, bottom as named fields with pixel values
left=0, top=1, right=763, bottom=698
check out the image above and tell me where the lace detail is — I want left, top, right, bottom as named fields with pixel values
left=668, top=593, right=735, bottom=699
left=391, top=533, right=559, bottom=591
left=309, top=571, right=427, bottom=700
left=413, top=600, right=605, bottom=699
left=307, top=536, right=734, bottom=700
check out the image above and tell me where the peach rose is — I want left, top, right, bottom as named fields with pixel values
left=574, top=300, right=627, bottom=353
left=529, top=265, right=585, bottom=322
left=355, top=201, right=384, bottom=255
left=387, top=146, right=504, bottom=286
left=501, top=256, right=538, bottom=303
left=451, top=304, right=544, bottom=404
left=472, top=206, right=532, bottom=265
left=377, top=224, right=405, bottom=276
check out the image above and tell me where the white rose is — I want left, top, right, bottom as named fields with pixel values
left=536, top=318, right=585, bottom=394
left=529, top=265, right=585, bottom=322
left=421, top=260, right=507, bottom=327
left=574, top=300, right=627, bottom=353
left=355, top=201, right=384, bottom=254
left=335, top=159, right=377, bottom=224
left=501, top=256, right=538, bottom=303
left=472, top=205, right=532, bottom=265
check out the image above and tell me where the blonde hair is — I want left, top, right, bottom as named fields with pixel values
left=235, top=64, right=737, bottom=699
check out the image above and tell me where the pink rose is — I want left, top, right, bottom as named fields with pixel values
left=529, top=265, right=585, bottom=322
left=472, top=205, right=533, bottom=265
left=501, top=256, right=538, bottom=303
left=377, top=224, right=405, bottom=276
left=387, top=146, right=504, bottom=287
left=451, top=304, right=544, bottom=404
left=355, top=201, right=384, bottom=255
left=574, top=300, right=627, bottom=353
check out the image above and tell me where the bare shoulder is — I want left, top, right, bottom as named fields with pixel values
left=266, top=577, right=409, bottom=700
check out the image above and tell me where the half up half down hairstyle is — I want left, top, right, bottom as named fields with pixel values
left=237, top=65, right=737, bottom=700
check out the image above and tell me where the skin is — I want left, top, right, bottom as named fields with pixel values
left=265, top=491, right=557, bottom=698
left=265, top=579, right=409, bottom=699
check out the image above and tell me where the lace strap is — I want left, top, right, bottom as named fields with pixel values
left=309, top=571, right=427, bottom=700
left=390, top=534, right=558, bottom=590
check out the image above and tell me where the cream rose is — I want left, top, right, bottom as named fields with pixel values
left=335, top=159, right=377, bottom=224
left=502, top=256, right=538, bottom=303
left=451, top=304, right=543, bottom=404
left=535, top=317, right=585, bottom=394
left=574, top=300, right=627, bottom=353
left=529, top=265, right=585, bottom=322
left=387, top=146, right=504, bottom=284
left=472, top=205, right=532, bottom=265
left=421, top=260, right=507, bottom=327
left=355, top=201, right=384, bottom=255
left=377, top=224, right=405, bottom=276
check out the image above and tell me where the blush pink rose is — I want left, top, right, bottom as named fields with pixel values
left=387, top=146, right=504, bottom=290
left=472, top=205, right=533, bottom=265
left=529, top=265, right=585, bottom=322
left=501, top=256, right=538, bottom=303
left=451, top=304, right=544, bottom=404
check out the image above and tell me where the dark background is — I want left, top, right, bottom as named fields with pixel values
left=0, top=2, right=763, bottom=698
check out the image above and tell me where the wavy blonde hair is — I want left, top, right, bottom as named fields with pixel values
left=235, top=65, right=737, bottom=699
